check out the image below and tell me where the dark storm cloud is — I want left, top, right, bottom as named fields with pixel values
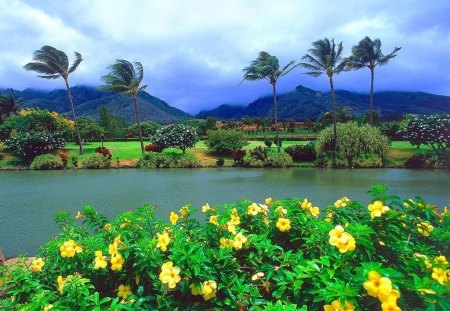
left=1, top=0, right=449, bottom=114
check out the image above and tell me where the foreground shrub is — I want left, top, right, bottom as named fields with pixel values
left=94, top=146, right=112, bottom=159
left=152, top=124, right=198, bottom=153
left=285, top=143, right=316, bottom=162
left=29, top=154, right=64, bottom=170
left=137, top=152, right=201, bottom=168
left=315, top=122, right=390, bottom=168
left=1, top=185, right=448, bottom=310
left=5, top=131, right=66, bottom=162
left=206, top=130, right=247, bottom=154
left=405, top=150, right=450, bottom=169
left=80, top=153, right=111, bottom=169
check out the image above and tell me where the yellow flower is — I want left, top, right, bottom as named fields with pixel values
left=259, top=204, right=269, bottom=216
left=156, top=231, right=171, bottom=252
left=309, top=206, right=320, bottom=218
left=103, top=223, right=112, bottom=230
left=233, top=232, right=248, bottom=250
left=334, top=197, right=350, bottom=208
left=275, top=206, right=287, bottom=216
left=329, top=225, right=356, bottom=253
left=75, top=211, right=84, bottom=219
left=247, top=203, right=261, bottom=216
left=57, top=276, right=65, bottom=294
left=219, top=237, right=234, bottom=248
left=434, top=255, right=448, bottom=267
left=231, top=208, right=238, bottom=216
left=230, top=214, right=240, bottom=225
left=44, top=304, right=53, bottom=311
left=363, top=271, right=395, bottom=300
left=111, top=253, right=124, bottom=271
left=94, top=251, right=107, bottom=269
left=59, top=240, right=82, bottom=258
left=169, top=211, right=179, bottom=225
left=202, top=280, right=217, bottom=301
left=300, top=199, right=312, bottom=211
left=159, top=261, right=181, bottom=289
left=227, top=222, right=237, bottom=234
left=190, top=283, right=202, bottom=295
left=251, top=272, right=265, bottom=281
left=117, top=284, right=132, bottom=299
left=368, top=201, right=390, bottom=219
left=276, top=218, right=291, bottom=232
left=431, top=267, right=447, bottom=285
left=381, top=300, right=401, bottom=311
left=202, top=203, right=212, bottom=212
left=209, top=215, right=219, bottom=226
left=265, top=197, right=273, bottom=205
left=417, top=221, right=433, bottom=237
left=31, top=258, right=45, bottom=273
left=325, top=212, right=333, bottom=222
left=323, top=299, right=355, bottom=311
left=179, top=205, right=190, bottom=217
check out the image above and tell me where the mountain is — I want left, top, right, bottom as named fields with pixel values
left=196, top=85, right=450, bottom=120
left=2, top=86, right=191, bottom=124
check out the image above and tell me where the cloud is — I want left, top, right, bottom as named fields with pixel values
left=1, top=0, right=449, bottom=114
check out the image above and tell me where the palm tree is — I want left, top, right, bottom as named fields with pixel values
left=101, top=60, right=147, bottom=155
left=300, top=38, right=347, bottom=153
left=24, top=46, right=84, bottom=154
left=348, top=37, right=401, bottom=124
left=242, top=51, right=297, bottom=152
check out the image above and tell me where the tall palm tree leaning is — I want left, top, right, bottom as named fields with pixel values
left=241, top=51, right=297, bottom=152
left=101, top=60, right=147, bottom=155
left=300, top=38, right=347, bottom=155
left=24, top=45, right=84, bottom=154
left=348, top=37, right=401, bottom=124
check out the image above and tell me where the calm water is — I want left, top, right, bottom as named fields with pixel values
left=1, top=168, right=449, bottom=258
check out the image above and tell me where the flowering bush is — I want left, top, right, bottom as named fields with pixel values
left=95, top=146, right=112, bottom=160
left=152, top=124, right=198, bottom=153
left=5, top=131, right=66, bottom=162
left=402, top=114, right=450, bottom=150
left=144, top=144, right=163, bottom=153
left=1, top=185, right=449, bottom=310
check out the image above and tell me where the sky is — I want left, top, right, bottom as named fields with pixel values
left=1, top=0, right=449, bottom=114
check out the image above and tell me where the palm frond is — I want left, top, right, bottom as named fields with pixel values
left=68, top=52, right=83, bottom=74
left=23, top=62, right=62, bottom=78
left=101, top=59, right=146, bottom=96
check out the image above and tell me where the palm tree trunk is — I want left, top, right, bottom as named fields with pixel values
left=132, top=94, right=145, bottom=155
left=329, top=76, right=337, bottom=156
left=272, top=83, right=280, bottom=152
left=369, top=67, right=374, bottom=125
left=65, top=79, right=83, bottom=154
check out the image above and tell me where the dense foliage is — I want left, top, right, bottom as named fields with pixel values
left=29, top=154, right=64, bottom=170
left=405, top=150, right=450, bottom=169
left=152, top=124, right=198, bottom=153
left=80, top=154, right=112, bottom=169
left=315, top=122, right=390, bottom=168
left=137, top=152, right=201, bottom=168
left=77, top=117, right=105, bottom=142
left=240, top=146, right=293, bottom=168
left=127, top=122, right=161, bottom=138
left=205, top=130, right=247, bottom=154
left=402, top=114, right=450, bottom=150
left=1, top=186, right=448, bottom=310
left=285, top=143, right=316, bottom=162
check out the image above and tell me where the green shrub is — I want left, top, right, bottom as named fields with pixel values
left=315, top=122, right=390, bottom=168
left=216, top=158, right=225, bottom=167
left=29, top=154, right=64, bottom=170
left=1, top=186, right=448, bottom=310
left=241, top=147, right=293, bottom=168
left=5, top=131, right=66, bottom=162
left=152, top=124, right=198, bottom=153
left=405, top=150, right=450, bottom=169
left=137, top=152, right=201, bottom=168
left=205, top=130, right=247, bottom=153
left=264, top=138, right=272, bottom=148
left=285, top=143, right=316, bottom=162
left=352, top=153, right=384, bottom=168
left=80, top=153, right=111, bottom=169
left=315, top=153, right=348, bottom=168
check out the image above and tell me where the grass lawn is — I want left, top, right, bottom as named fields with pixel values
left=0, top=140, right=433, bottom=168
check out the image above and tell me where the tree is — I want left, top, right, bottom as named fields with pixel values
left=300, top=38, right=347, bottom=154
left=24, top=45, right=84, bottom=154
left=99, top=106, right=127, bottom=139
left=101, top=60, right=147, bottom=155
left=77, top=117, right=105, bottom=141
left=0, top=93, right=20, bottom=123
left=242, top=51, right=297, bottom=152
left=348, top=37, right=401, bottom=124
left=151, top=124, right=198, bottom=153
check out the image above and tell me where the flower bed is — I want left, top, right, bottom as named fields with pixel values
left=1, top=185, right=449, bottom=310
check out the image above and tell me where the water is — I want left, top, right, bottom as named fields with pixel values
left=1, top=168, right=449, bottom=258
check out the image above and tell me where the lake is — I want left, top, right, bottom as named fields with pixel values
left=1, top=168, right=449, bottom=258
